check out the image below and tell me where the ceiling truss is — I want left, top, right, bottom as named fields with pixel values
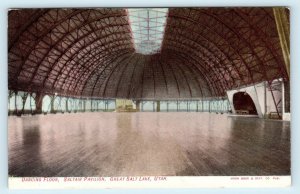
left=8, top=8, right=289, bottom=100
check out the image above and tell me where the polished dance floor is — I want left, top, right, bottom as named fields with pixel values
left=8, top=112, right=290, bottom=177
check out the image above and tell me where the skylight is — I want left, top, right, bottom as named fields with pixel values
left=127, top=8, right=168, bottom=55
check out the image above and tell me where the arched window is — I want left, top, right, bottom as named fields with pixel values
left=8, top=93, right=22, bottom=111
left=42, top=95, right=52, bottom=113
left=24, top=95, right=36, bottom=111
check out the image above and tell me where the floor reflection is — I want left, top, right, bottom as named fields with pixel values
left=8, top=112, right=290, bottom=177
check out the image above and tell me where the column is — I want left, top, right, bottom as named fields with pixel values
left=35, top=92, right=44, bottom=114
left=156, top=101, right=160, bottom=112
left=50, top=96, right=55, bottom=113
left=135, top=100, right=140, bottom=112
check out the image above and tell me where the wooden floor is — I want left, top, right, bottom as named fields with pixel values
left=8, top=112, right=290, bottom=177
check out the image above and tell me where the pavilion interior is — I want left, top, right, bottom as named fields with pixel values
left=8, top=8, right=290, bottom=177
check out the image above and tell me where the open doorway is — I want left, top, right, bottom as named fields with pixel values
left=233, top=92, right=258, bottom=115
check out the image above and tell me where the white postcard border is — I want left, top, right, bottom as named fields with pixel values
left=9, top=176, right=291, bottom=189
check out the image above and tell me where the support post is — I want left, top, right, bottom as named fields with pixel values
left=186, top=101, right=189, bottom=112
left=83, top=99, right=86, bottom=112
left=50, top=96, right=55, bottom=113
left=34, top=92, right=44, bottom=114
left=167, top=101, right=169, bottom=112
left=284, top=81, right=290, bottom=113
left=152, top=101, right=155, bottom=112
left=105, top=100, right=108, bottom=111
left=91, top=100, right=93, bottom=112
left=29, top=93, right=32, bottom=114
left=156, top=101, right=160, bottom=112
left=21, top=93, right=28, bottom=115
left=135, top=100, right=140, bottom=112
left=264, top=81, right=267, bottom=117
left=14, top=91, right=18, bottom=115
left=66, top=98, right=69, bottom=113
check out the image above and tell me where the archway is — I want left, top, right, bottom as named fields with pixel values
left=233, top=92, right=258, bottom=115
